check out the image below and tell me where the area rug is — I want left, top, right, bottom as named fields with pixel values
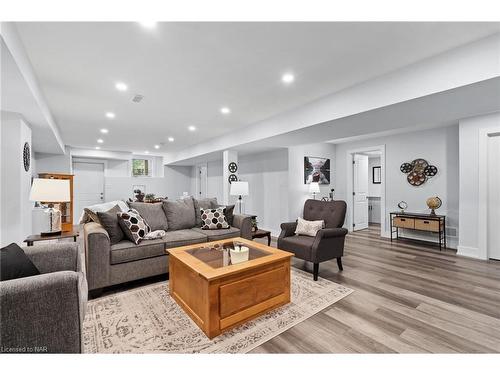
left=83, top=268, right=353, bottom=353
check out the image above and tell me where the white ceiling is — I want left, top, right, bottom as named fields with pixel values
left=13, top=22, right=500, bottom=154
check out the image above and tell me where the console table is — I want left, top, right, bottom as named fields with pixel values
left=390, top=212, right=446, bottom=250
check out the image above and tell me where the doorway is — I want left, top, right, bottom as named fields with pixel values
left=346, top=145, right=386, bottom=237
left=196, top=164, right=208, bottom=198
left=487, top=134, right=500, bottom=260
left=72, top=161, right=105, bottom=223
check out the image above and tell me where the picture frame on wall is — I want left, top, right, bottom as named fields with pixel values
left=372, top=166, right=381, bottom=184
left=304, top=156, right=330, bottom=184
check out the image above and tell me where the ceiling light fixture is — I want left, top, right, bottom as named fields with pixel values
left=144, top=150, right=150, bottom=154
left=188, top=125, right=196, bottom=132
left=154, top=145, right=160, bottom=149
left=105, top=112, right=115, bottom=119
left=95, top=146, right=101, bottom=150
left=115, top=82, right=128, bottom=91
left=282, top=73, right=295, bottom=84
left=100, top=128, right=109, bottom=134
left=139, top=21, right=157, bottom=29
left=168, top=137, right=174, bottom=142
left=220, top=107, right=231, bottom=115
left=97, top=139, right=104, bottom=144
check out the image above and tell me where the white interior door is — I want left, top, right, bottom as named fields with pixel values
left=488, top=135, right=500, bottom=260
left=353, top=154, right=369, bottom=231
left=73, top=162, right=105, bottom=223
left=197, top=165, right=207, bottom=198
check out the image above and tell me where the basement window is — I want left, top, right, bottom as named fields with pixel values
left=132, top=159, right=150, bottom=177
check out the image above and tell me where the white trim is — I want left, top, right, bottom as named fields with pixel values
left=457, top=245, right=480, bottom=259
left=346, top=145, right=386, bottom=238
left=478, top=125, right=500, bottom=260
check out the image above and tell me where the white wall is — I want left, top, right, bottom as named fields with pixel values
left=1, top=113, right=33, bottom=246
left=458, top=111, right=500, bottom=259
left=335, top=125, right=459, bottom=248
left=288, top=142, right=336, bottom=221
left=238, top=149, right=289, bottom=236
left=368, top=156, right=382, bottom=197
left=207, top=160, right=223, bottom=203
left=34, top=147, right=72, bottom=174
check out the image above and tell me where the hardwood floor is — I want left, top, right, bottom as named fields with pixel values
left=250, top=225, right=500, bottom=353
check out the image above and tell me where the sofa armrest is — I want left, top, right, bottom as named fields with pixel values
left=84, top=222, right=111, bottom=290
left=315, top=228, right=348, bottom=239
left=279, top=222, right=297, bottom=239
left=232, top=214, right=252, bottom=239
left=311, top=228, right=348, bottom=262
left=24, top=242, right=81, bottom=274
left=0, top=271, right=87, bottom=353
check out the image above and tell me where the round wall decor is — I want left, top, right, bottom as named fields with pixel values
left=400, top=163, right=412, bottom=174
left=228, top=174, right=238, bottom=184
left=23, top=142, right=31, bottom=172
left=228, top=162, right=238, bottom=173
left=400, top=158, right=438, bottom=186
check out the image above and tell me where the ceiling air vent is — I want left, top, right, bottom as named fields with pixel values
left=132, top=94, right=144, bottom=103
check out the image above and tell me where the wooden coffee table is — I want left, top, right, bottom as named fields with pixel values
left=168, top=237, right=293, bottom=339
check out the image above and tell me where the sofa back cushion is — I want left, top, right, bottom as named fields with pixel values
left=162, top=198, right=196, bottom=231
left=193, top=197, right=218, bottom=226
left=303, top=199, right=347, bottom=228
left=128, top=202, right=168, bottom=231
left=96, top=204, right=124, bottom=244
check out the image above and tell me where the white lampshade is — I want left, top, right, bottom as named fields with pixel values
left=30, top=178, right=70, bottom=202
left=309, top=182, right=320, bottom=194
left=230, top=181, right=249, bottom=196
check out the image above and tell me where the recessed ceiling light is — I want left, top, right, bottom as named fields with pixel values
left=100, top=128, right=109, bottom=134
left=144, top=150, right=149, bottom=154
left=97, top=139, right=104, bottom=144
left=115, top=82, right=128, bottom=91
left=139, top=21, right=157, bottom=29
left=105, top=112, right=115, bottom=119
left=282, top=73, right=295, bottom=84
left=220, top=107, right=231, bottom=115
left=154, top=145, right=160, bottom=149
left=168, top=137, right=174, bottom=142
left=188, top=125, right=196, bottom=132
left=95, top=146, right=101, bottom=150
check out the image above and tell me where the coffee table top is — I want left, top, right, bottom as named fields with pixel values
left=168, top=237, right=293, bottom=281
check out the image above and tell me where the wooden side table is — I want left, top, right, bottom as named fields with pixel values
left=24, top=228, right=79, bottom=246
left=252, top=229, right=272, bottom=246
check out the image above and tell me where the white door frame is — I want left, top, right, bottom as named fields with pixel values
left=346, top=145, right=387, bottom=237
left=195, top=162, right=208, bottom=198
left=478, top=126, right=500, bottom=260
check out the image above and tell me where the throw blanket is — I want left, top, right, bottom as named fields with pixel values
left=144, top=230, right=166, bottom=240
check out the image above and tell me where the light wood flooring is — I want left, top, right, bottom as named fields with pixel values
left=250, top=225, right=500, bottom=353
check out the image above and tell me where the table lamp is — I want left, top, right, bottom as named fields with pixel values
left=230, top=181, right=249, bottom=214
left=29, top=178, right=70, bottom=236
left=309, top=182, right=320, bottom=200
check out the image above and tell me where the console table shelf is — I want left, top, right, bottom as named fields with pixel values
left=390, top=211, right=446, bottom=250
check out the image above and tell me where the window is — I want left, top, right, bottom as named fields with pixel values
left=132, top=159, right=150, bottom=177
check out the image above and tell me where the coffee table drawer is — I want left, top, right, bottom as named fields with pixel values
left=415, top=218, right=440, bottom=232
left=393, top=217, right=415, bottom=229
left=219, top=266, right=286, bottom=319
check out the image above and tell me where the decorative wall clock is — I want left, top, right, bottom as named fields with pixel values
left=23, top=142, right=31, bottom=172
left=228, top=174, right=238, bottom=184
left=400, top=158, right=438, bottom=186
left=228, top=162, right=238, bottom=173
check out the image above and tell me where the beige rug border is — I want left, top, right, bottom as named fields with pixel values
left=87, top=269, right=354, bottom=353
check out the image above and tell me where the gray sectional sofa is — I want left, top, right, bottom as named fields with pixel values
left=84, top=197, right=252, bottom=295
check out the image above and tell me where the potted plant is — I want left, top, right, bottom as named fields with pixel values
left=251, top=217, right=258, bottom=232
left=145, top=193, right=156, bottom=202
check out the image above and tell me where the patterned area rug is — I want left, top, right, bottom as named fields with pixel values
left=83, top=268, right=353, bottom=353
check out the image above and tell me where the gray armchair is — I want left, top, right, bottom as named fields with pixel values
left=278, top=199, right=348, bottom=280
left=0, top=243, right=87, bottom=353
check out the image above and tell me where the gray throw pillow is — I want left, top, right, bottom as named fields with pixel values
left=216, top=204, right=235, bottom=226
left=193, top=197, right=218, bottom=226
left=96, top=204, right=124, bottom=245
left=128, top=202, right=168, bottom=231
left=162, top=197, right=196, bottom=231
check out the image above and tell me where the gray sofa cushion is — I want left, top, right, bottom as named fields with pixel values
left=162, top=198, right=196, bottom=230
left=191, top=226, right=240, bottom=241
left=110, top=238, right=166, bottom=265
left=129, top=202, right=168, bottom=231
left=194, top=197, right=218, bottom=226
left=96, top=204, right=124, bottom=244
left=163, top=229, right=207, bottom=249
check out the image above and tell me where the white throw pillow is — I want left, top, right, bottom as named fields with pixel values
left=295, top=217, right=325, bottom=237
left=78, top=200, right=129, bottom=224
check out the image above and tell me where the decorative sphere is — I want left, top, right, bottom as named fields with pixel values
left=426, top=196, right=442, bottom=211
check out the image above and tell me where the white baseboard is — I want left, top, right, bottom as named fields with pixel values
left=457, top=245, right=483, bottom=259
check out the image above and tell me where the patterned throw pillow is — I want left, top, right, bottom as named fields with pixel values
left=295, top=217, right=324, bottom=237
left=200, top=208, right=230, bottom=230
left=117, top=209, right=151, bottom=244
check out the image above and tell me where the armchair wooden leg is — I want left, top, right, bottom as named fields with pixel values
left=313, top=263, right=319, bottom=281
left=337, top=257, right=343, bottom=271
